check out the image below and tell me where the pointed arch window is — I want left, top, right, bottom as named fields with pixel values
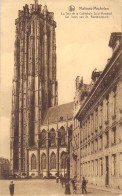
left=39, top=130, right=46, bottom=148
left=50, top=152, right=56, bottom=169
left=49, top=129, right=56, bottom=147
left=41, top=153, right=46, bottom=169
left=59, top=126, right=66, bottom=146
left=61, top=152, right=67, bottom=169
left=31, top=154, right=36, bottom=170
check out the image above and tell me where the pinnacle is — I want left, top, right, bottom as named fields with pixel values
left=34, top=0, right=38, bottom=5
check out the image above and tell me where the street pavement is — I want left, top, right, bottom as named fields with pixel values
left=0, top=179, right=121, bottom=196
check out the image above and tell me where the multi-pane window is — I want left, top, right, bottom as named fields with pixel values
left=81, top=164, right=83, bottom=176
left=95, top=109, right=98, bottom=132
left=82, top=147, right=84, bottom=157
left=91, top=141, right=94, bottom=153
left=105, top=96, right=109, bottom=123
left=99, top=103, right=103, bottom=128
left=111, top=127, right=116, bottom=145
left=85, top=121, right=87, bottom=139
left=83, top=124, right=85, bottom=141
left=107, top=97, right=109, bottom=121
left=31, top=154, right=36, bottom=170
left=91, top=113, right=94, bottom=134
left=41, top=153, right=46, bottom=169
left=105, top=131, right=109, bottom=148
left=111, top=154, right=116, bottom=176
left=88, top=161, right=90, bottom=176
left=120, top=153, right=122, bottom=176
left=99, top=158, right=103, bottom=176
left=99, top=135, right=102, bottom=150
left=88, top=117, right=90, bottom=136
left=94, top=138, right=98, bottom=152
left=81, top=129, right=83, bottom=142
left=91, top=160, right=94, bottom=176
left=78, top=133, right=79, bottom=148
left=95, top=159, right=98, bottom=176
left=112, top=88, right=116, bottom=118
left=82, top=163, right=84, bottom=176
left=76, top=135, right=77, bottom=147
left=85, top=162, right=87, bottom=176
left=88, top=143, right=90, bottom=155
left=81, top=148, right=83, bottom=158
left=85, top=145, right=87, bottom=156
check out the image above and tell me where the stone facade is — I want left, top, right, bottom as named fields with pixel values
left=10, top=0, right=73, bottom=178
left=0, top=157, right=9, bottom=179
left=27, top=103, right=73, bottom=178
left=70, top=32, right=122, bottom=189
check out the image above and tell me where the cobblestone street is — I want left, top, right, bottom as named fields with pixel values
left=0, top=179, right=121, bottom=196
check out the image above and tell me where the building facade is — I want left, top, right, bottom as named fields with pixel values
left=10, top=0, right=73, bottom=178
left=70, top=32, right=122, bottom=189
left=0, top=157, right=9, bottom=179
left=28, top=102, right=73, bottom=178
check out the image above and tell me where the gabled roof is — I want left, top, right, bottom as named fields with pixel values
left=42, top=102, right=74, bottom=124
left=0, top=157, right=9, bottom=164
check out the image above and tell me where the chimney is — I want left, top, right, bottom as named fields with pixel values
left=109, top=32, right=122, bottom=52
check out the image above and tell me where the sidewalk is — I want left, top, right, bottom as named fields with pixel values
left=87, top=184, right=122, bottom=195
left=76, top=183, right=122, bottom=195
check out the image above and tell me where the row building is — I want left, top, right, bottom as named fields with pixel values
left=0, top=157, right=9, bottom=179
left=70, top=32, right=122, bottom=189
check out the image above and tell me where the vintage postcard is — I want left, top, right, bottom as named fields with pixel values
left=0, top=0, right=122, bottom=195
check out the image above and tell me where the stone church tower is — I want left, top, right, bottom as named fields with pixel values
left=10, top=0, right=58, bottom=175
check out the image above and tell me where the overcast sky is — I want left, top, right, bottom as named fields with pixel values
left=0, top=0, right=121, bottom=159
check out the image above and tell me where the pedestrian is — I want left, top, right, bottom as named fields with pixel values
left=9, top=181, right=15, bottom=196
left=60, top=174, right=63, bottom=183
left=72, top=179, right=77, bottom=194
left=62, top=177, right=65, bottom=188
left=82, top=177, right=87, bottom=194
left=56, top=176, right=59, bottom=183
left=65, top=181, right=71, bottom=195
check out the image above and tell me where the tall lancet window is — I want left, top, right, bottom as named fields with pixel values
left=41, top=153, right=46, bottom=170
left=39, top=130, right=46, bottom=148
left=49, top=129, right=56, bottom=147
left=50, top=152, right=56, bottom=169
left=31, top=154, right=36, bottom=170
left=61, top=152, right=67, bottom=169
left=59, top=126, right=66, bottom=146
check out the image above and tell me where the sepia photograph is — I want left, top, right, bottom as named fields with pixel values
left=0, top=0, right=122, bottom=195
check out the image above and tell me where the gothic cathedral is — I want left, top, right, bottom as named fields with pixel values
left=10, top=0, right=73, bottom=178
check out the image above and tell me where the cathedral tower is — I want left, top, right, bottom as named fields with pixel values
left=10, top=0, right=58, bottom=175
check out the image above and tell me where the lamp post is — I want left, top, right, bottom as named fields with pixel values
left=64, top=126, right=72, bottom=195
left=64, top=152, right=71, bottom=195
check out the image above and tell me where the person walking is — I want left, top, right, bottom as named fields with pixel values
left=61, top=176, right=64, bottom=188
left=72, top=179, right=77, bottom=194
left=60, top=174, right=63, bottom=183
left=9, top=181, right=15, bottom=196
left=65, top=180, right=71, bottom=195
left=82, top=177, right=87, bottom=194
left=56, top=176, right=59, bottom=183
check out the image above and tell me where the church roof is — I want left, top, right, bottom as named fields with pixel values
left=42, top=102, right=74, bottom=124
